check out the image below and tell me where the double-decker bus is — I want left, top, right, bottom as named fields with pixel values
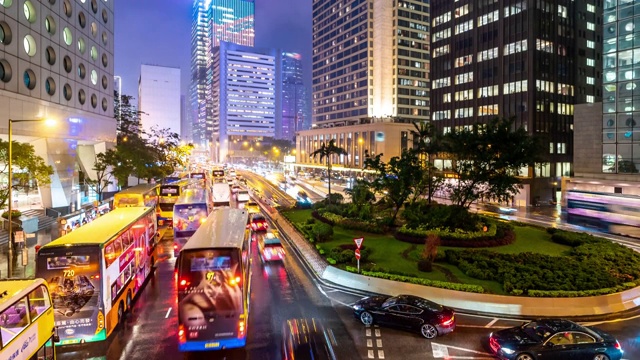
left=36, top=207, right=158, bottom=345
left=211, top=169, right=225, bottom=184
left=176, top=208, right=251, bottom=352
left=158, top=179, right=192, bottom=227
left=173, top=188, right=213, bottom=257
left=113, top=184, right=159, bottom=209
left=0, top=278, right=58, bottom=359
left=566, top=190, right=640, bottom=238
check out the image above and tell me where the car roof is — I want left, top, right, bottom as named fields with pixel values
left=536, top=319, right=583, bottom=332
left=389, top=294, right=442, bottom=309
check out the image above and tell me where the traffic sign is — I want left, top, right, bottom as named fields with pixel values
left=353, top=237, right=364, bottom=249
left=355, top=249, right=361, bottom=260
left=14, top=231, right=24, bottom=243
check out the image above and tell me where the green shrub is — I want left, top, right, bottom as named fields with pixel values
left=305, top=218, right=316, bottom=225
left=546, top=227, right=558, bottom=234
left=311, top=222, right=333, bottom=242
left=343, top=267, right=485, bottom=293
left=417, top=258, right=432, bottom=272
left=327, top=258, right=337, bottom=265
left=1, top=210, right=22, bottom=219
left=551, top=230, right=604, bottom=247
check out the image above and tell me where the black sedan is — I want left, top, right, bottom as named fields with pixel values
left=489, top=319, right=623, bottom=360
left=352, top=294, right=455, bottom=339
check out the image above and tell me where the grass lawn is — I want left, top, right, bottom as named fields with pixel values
left=281, top=209, right=571, bottom=295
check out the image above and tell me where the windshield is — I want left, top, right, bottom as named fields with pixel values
left=160, top=186, right=180, bottom=196
left=522, top=322, right=551, bottom=341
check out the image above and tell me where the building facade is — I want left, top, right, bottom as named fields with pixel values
left=138, top=64, right=181, bottom=136
left=180, top=95, right=192, bottom=143
left=212, top=42, right=279, bottom=162
left=0, top=0, right=116, bottom=211
left=190, top=0, right=255, bottom=152
left=429, top=0, right=602, bottom=204
left=281, top=52, right=310, bottom=141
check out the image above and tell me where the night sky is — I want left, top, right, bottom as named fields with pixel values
left=115, top=0, right=312, bottom=98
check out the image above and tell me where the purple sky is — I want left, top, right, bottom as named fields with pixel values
left=115, top=0, right=312, bottom=98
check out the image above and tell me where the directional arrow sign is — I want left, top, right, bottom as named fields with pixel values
left=353, top=237, right=364, bottom=249
left=355, top=249, right=361, bottom=260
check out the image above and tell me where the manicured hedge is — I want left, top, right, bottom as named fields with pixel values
left=395, top=221, right=515, bottom=247
left=344, top=266, right=485, bottom=293
left=313, top=210, right=387, bottom=234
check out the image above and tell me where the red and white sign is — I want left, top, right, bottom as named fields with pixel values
left=355, top=248, right=361, bottom=260
left=353, top=237, right=364, bottom=249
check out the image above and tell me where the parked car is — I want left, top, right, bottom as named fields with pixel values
left=352, top=294, right=455, bottom=339
left=282, top=318, right=337, bottom=360
left=250, top=213, right=268, bottom=232
left=259, top=231, right=285, bottom=262
left=489, top=319, right=624, bottom=360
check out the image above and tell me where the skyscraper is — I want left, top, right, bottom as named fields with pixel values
left=138, top=65, right=181, bottom=136
left=281, top=52, right=310, bottom=141
left=429, top=0, right=601, bottom=205
left=190, top=0, right=255, bottom=150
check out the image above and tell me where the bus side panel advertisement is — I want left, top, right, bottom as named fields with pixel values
left=178, top=250, right=242, bottom=349
left=2, top=324, right=38, bottom=359
left=36, top=247, right=104, bottom=345
left=174, top=205, right=208, bottom=238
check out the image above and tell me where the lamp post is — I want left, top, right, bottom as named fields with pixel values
left=7, top=118, right=55, bottom=278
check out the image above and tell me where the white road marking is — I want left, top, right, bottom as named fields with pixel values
left=327, top=328, right=337, bottom=346
left=431, top=342, right=493, bottom=356
left=432, top=343, right=449, bottom=358
left=376, top=339, right=382, bottom=347
left=374, top=329, right=381, bottom=337
left=368, top=350, right=375, bottom=359
left=164, top=307, right=172, bottom=318
left=367, top=339, right=373, bottom=347
left=366, top=328, right=371, bottom=337
left=457, top=324, right=510, bottom=329
left=484, top=318, right=499, bottom=327
left=377, top=350, right=385, bottom=359
left=581, top=312, right=640, bottom=326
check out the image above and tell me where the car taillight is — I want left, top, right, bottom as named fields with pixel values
left=90, top=274, right=100, bottom=279
left=174, top=244, right=178, bottom=249
left=441, top=315, right=454, bottom=326
left=178, top=325, right=186, bottom=342
left=179, top=278, right=190, bottom=288
left=615, top=340, right=622, bottom=351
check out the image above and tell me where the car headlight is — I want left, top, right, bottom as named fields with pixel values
left=353, top=304, right=363, bottom=310
left=501, top=348, right=515, bottom=355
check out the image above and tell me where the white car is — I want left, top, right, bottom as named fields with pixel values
left=231, top=185, right=241, bottom=194
left=237, top=190, right=250, bottom=202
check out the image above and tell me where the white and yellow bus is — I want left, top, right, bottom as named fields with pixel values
left=158, top=179, right=193, bottom=227
left=0, top=278, right=58, bottom=360
left=113, top=183, right=159, bottom=209
left=176, top=208, right=251, bottom=352
left=36, top=207, right=158, bottom=345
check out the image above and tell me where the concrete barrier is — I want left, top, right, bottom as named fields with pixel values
left=321, top=265, right=640, bottom=317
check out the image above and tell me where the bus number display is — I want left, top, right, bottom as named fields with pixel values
left=63, top=269, right=75, bottom=277
left=206, top=272, right=215, bottom=281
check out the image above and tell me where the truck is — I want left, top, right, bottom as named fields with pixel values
left=211, top=182, right=231, bottom=207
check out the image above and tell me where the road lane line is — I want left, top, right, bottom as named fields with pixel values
left=457, top=324, right=510, bottom=329
left=432, top=343, right=449, bottom=358
left=484, top=318, right=499, bottom=327
left=374, top=329, right=381, bottom=337
left=366, top=328, right=371, bottom=337
left=367, top=350, right=374, bottom=359
left=431, top=342, right=493, bottom=356
left=367, top=339, right=372, bottom=347
left=376, top=339, right=382, bottom=347
left=327, top=328, right=337, bottom=346
left=377, top=350, right=385, bottom=359
left=165, top=307, right=172, bottom=318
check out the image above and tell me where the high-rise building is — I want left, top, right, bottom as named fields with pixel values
left=211, top=42, right=279, bottom=162
left=180, top=95, right=192, bottom=143
left=138, top=65, right=181, bottom=136
left=190, top=0, right=255, bottom=151
left=295, top=0, right=429, bottom=169
left=429, top=0, right=601, bottom=205
left=281, top=52, right=310, bottom=141
left=0, top=0, right=116, bottom=211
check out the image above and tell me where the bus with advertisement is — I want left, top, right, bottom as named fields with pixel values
left=113, top=184, right=159, bottom=209
left=176, top=208, right=251, bottom=352
left=566, top=190, right=640, bottom=238
left=36, top=207, right=158, bottom=345
left=158, top=179, right=193, bottom=227
left=173, top=187, right=213, bottom=256
left=211, top=169, right=225, bottom=183
left=0, top=278, right=58, bottom=359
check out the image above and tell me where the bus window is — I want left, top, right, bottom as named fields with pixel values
left=114, top=238, right=123, bottom=257
left=105, top=243, right=116, bottom=267
left=0, top=297, right=30, bottom=345
left=27, top=285, right=51, bottom=321
left=122, top=231, right=132, bottom=249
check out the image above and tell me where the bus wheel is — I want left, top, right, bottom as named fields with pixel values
left=126, top=292, right=132, bottom=311
left=118, top=302, right=124, bottom=324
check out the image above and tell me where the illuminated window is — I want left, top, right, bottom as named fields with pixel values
left=478, top=104, right=499, bottom=116
left=454, top=20, right=473, bottom=35
left=504, top=40, right=527, bottom=55
left=454, top=55, right=473, bottom=68
left=477, top=10, right=498, bottom=27
left=455, top=90, right=473, bottom=101
left=477, top=47, right=498, bottom=62
left=454, top=72, right=473, bottom=85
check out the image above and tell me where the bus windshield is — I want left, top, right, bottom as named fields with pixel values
left=160, top=185, right=180, bottom=196
left=174, top=204, right=208, bottom=239
left=36, top=246, right=102, bottom=344
left=114, top=196, right=142, bottom=208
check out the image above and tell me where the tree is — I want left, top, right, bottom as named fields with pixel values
left=0, top=140, right=54, bottom=209
left=410, top=121, right=443, bottom=204
left=364, top=149, right=423, bottom=224
left=441, top=117, right=542, bottom=208
left=85, top=153, right=113, bottom=201
left=310, top=139, right=347, bottom=204
left=345, top=180, right=376, bottom=206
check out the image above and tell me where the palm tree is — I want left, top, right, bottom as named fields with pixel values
left=410, top=121, right=441, bottom=203
left=310, top=139, right=347, bottom=204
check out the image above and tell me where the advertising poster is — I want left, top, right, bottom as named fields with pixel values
left=178, top=250, right=242, bottom=341
left=173, top=205, right=208, bottom=239
left=36, top=247, right=103, bottom=344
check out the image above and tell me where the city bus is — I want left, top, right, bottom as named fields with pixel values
left=189, top=172, right=209, bottom=189
left=158, top=179, right=192, bottom=227
left=566, top=190, right=640, bottom=238
left=113, top=183, right=159, bottom=209
left=36, top=207, right=158, bottom=345
left=176, top=208, right=251, bottom=352
left=0, top=278, right=58, bottom=359
left=173, top=187, right=213, bottom=257
left=211, top=169, right=225, bottom=183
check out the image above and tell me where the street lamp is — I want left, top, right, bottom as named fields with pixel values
left=7, top=118, right=56, bottom=277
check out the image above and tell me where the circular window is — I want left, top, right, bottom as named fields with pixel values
left=63, top=27, right=72, bottom=46
left=626, top=83, right=637, bottom=91
left=78, top=12, right=86, bottom=28
left=90, top=22, right=97, bottom=37
left=90, top=46, right=97, bottom=60
left=0, top=21, right=12, bottom=45
left=23, top=34, right=36, bottom=57
left=101, top=31, right=107, bottom=45
left=78, top=89, right=86, bottom=104
left=77, top=63, right=86, bottom=79
left=101, top=75, right=107, bottom=89
left=23, top=1, right=36, bottom=23
left=63, top=55, right=72, bottom=73
left=45, top=16, right=56, bottom=35
left=606, top=133, right=615, bottom=140
left=77, top=37, right=85, bottom=53
left=23, top=69, right=36, bottom=90
left=101, top=53, right=108, bottom=67
left=45, top=46, right=56, bottom=65
left=0, top=59, right=12, bottom=82
left=90, top=69, right=97, bottom=85
left=0, top=0, right=13, bottom=8
left=63, top=83, right=72, bottom=100
left=91, top=93, right=97, bottom=108
left=91, top=0, right=98, bottom=13
left=606, top=119, right=615, bottom=127
left=45, top=77, right=56, bottom=95
left=102, top=9, right=108, bottom=23
left=626, top=118, right=637, bottom=127
left=101, top=97, right=108, bottom=111
left=63, top=0, right=72, bottom=17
